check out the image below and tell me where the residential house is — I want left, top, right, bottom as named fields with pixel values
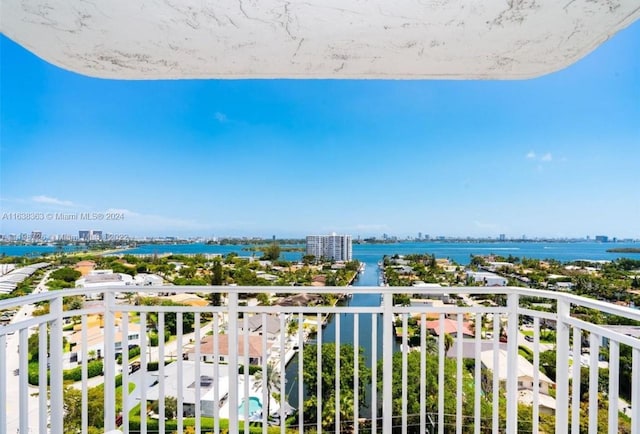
left=466, top=271, right=508, bottom=287
left=480, top=349, right=556, bottom=415
left=166, top=293, right=209, bottom=307
left=241, top=314, right=282, bottom=341
left=425, top=318, right=474, bottom=338
left=146, top=361, right=231, bottom=417
left=68, top=321, right=141, bottom=364
left=187, top=335, right=272, bottom=366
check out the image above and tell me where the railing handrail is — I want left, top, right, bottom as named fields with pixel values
left=2, top=285, right=639, bottom=433
left=2, top=285, right=639, bottom=322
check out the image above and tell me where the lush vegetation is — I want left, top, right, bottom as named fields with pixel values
left=302, top=343, right=371, bottom=430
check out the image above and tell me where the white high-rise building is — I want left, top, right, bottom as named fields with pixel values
left=306, top=233, right=352, bottom=261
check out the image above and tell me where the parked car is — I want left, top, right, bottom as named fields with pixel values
left=129, top=361, right=141, bottom=374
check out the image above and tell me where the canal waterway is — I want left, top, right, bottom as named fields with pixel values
left=284, top=257, right=394, bottom=416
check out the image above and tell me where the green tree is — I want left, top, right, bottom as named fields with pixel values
left=539, top=349, right=556, bottom=381
left=252, top=361, right=282, bottom=421
left=393, top=293, right=411, bottom=306
left=302, top=255, right=316, bottom=265
left=256, top=293, right=271, bottom=305
left=470, top=255, right=487, bottom=267
left=151, top=396, right=178, bottom=419
left=64, top=296, right=83, bottom=311
left=28, top=331, right=48, bottom=362
left=50, top=267, right=81, bottom=282
left=178, top=266, right=196, bottom=279
left=302, top=343, right=371, bottom=430
left=208, top=259, right=224, bottom=306
left=443, top=333, right=454, bottom=353
left=379, top=350, right=491, bottom=433
left=63, top=386, right=104, bottom=433
left=137, top=298, right=195, bottom=335
left=211, top=259, right=223, bottom=285
left=262, top=243, right=281, bottom=261
left=345, top=260, right=361, bottom=272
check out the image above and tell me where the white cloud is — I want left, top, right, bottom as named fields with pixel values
left=32, top=195, right=75, bottom=207
left=526, top=151, right=553, bottom=163
left=214, top=112, right=228, bottom=123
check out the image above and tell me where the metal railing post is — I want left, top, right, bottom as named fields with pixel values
left=103, top=290, right=116, bottom=431
left=50, top=295, right=64, bottom=433
left=228, top=291, right=239, bottom=434
left=0, top=334, right=5, bottom=434
left=506, top=293, right=519, bottom=433
left=555, top=297, right=571, bottom=434
left=382, top=293, right=394, bottom=433
left=632, top=348, right=640, bottom=434
left=19, top=329, right=28, bottom=432
left=38, top=323, right=48, bottom=434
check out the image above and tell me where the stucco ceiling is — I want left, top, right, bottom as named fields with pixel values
left=1, top=0, right=639, bottom=79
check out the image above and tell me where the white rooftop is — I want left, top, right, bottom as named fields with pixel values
left=480, top=349, right=554, bottom=385
left=147, top=361, right=231, bottom=405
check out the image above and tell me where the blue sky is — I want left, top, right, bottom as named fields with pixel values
left=1, top=22, right=639, bottom=239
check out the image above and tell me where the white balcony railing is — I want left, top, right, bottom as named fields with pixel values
left=1, top=286, right=639, bottom=434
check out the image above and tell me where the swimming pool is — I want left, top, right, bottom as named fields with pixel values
left=238, top=397, right=262, bottom=415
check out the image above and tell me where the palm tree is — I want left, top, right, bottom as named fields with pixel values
left=319, top=392, right=356, bottom=431
left=252, top=361, right=282, bottom=422
left=425, top=335, right=438, bottom=353
left=443, top=333, right=454, bottom=353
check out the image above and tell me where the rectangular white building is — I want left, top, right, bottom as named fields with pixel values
left=306, top=233, right=352, bottom=261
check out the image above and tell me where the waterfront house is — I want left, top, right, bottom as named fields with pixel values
left=147, top=361, right=231, bottom=417
left=187, top=335, right=272, bottom=366
left=240, top=314, right=282, bottom=341
left=481, top=349, right=556, bottom=415
left=425, top=318, right=474, bottom=338
left=393, top=265, right=414, bottom=275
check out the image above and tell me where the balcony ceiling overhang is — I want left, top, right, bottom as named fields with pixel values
left=1, top=0, right=639, bottom=80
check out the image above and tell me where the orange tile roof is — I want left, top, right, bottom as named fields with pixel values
left=188, top=334, right=271, bottom=357
left=424, top=318, right=474, bottom=337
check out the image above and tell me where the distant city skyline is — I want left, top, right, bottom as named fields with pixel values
left=1, top=21, right=639, bottom=239
left=1, top=229, right=637, bottom=244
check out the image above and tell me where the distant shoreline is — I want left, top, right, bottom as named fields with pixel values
left=606, top=247, right=640, bottom=253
